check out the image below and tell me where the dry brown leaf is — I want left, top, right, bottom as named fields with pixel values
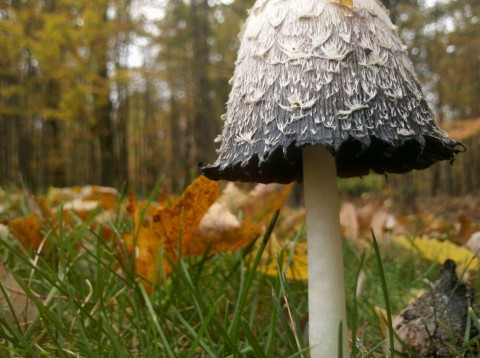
left=217, top=182, right=247, bottom=212
left=79, top=186, right=118, bottom=211
left=48, top=185, right=118, bottom=215
left=123, top=177, right=269, bottom=291
left=455, top=213, right=480, bottom=245
left=8, top=215, right=44, bottom=250
left=155, top=176, right=221, bottom=253
left=394, top=210, right=452, bottom=239
left=123, top=176, right=221, bottom=290
left=0, top=261, right=38, bottom=327
left=357, top=202, right=384, bottom=235
left=340, top=200, right=396, bottom=245
left=192, top=203, right=260, bottom=256
left=241, top=183, right=293, bottom=225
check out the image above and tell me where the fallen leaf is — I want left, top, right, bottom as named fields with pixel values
left=455, top=213, right=480, bottom=245
left=241, top=183, right=293, bottom=226
left=217, top=182, right=247, bottom=212
left=77, top=186, right=118, bottom=211
left=156, top=176, right=221, bottom=254
left=48, top=186, right=118, bottom=209
left=63, top=199, right=100, bottom=213
left=255, top=235, right=308, bottom=281
left=8, top=215, right=44, bottom=251
left=393, top=236, right=479, bottom=270
left=123, top=176, right=222, bottom=290
left=47, top=186, right=119, bottom=219
left=0, top=261, right=38, bottom=327
left=193, top=202, right=260, bottom=256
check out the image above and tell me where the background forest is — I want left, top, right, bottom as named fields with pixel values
left=0, top=0, right=479, bottom=193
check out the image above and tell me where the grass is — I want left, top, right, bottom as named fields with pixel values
left=1, top=196, right=480, bottom=357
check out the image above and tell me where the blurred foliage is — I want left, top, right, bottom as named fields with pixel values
left=0, top=0, right=478, bottom=192
left=338, top=174, right=387, bottom=197
left=396, top=0, right=480, bottom=119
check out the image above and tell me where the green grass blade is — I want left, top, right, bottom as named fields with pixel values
left=265, top=283, right=279, bottom=357
left=229, top=210, right=279, bottom=342
left=139, top=285, right=175, bottom=358
left=185, top=294, right=225, bottom=358
left=371, top=230, right=395, bottom=357
left=241, top=319, right=267, bottom=358
left=351, top=251, right=366, bottom=358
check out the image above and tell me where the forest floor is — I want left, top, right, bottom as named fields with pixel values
left=0, top=180, right=479, bottom=357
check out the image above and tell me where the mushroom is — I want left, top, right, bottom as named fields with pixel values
left=201, top=0, right=463, bottom=356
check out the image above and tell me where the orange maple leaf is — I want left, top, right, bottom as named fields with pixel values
left=192, top=202, right=261, bottom=256
left=123, top=176, right=221, bottom=289
left=124, top=176, right=263, bottom=291
left=8, top=215, right=45, bottom=251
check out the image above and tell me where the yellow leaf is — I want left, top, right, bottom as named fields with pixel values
left=393, top=236, right=479, bottom=270
left=254, top=235, right=308, bottom=281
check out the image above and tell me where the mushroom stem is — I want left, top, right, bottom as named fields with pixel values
left=303, top=145, right=348, bottom=357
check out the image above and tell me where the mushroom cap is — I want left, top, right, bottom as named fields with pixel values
left=202, top=0, right=463, bottom=184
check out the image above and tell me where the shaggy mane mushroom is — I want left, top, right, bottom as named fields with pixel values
left=201, top=0, right=463, bottom=355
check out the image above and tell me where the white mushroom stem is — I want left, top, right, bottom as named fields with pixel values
left=303, top=145, right=348, bottom=357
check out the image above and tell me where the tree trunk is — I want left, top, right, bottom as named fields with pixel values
left=191, top=0, right=218, bottom=167
left=169, top=93, right=183, bottom=192
left=45, top=79, right=66, bottom=187
left=92, top=11, right=116, bottom=187
left=117, top=85, right=129, bottom=187
left=94, top=102, right=115, bottom=187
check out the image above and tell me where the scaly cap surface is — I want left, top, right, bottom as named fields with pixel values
left=202, top=0, right=463, bottom=183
